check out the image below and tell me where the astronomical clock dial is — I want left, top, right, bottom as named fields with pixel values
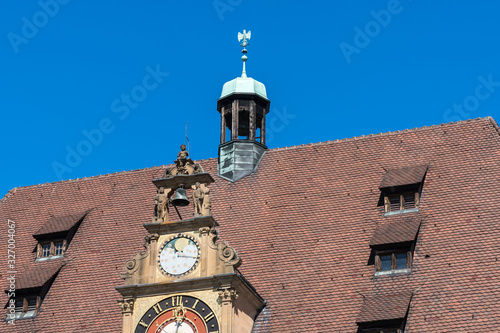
left=158, top=234, right=200, bottom=277
left=135, top=295, right=220, bottom=333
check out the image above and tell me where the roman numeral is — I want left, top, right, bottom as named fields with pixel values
left=172, top=296, right=175, bottom=307
left=192, top=299, right=199, bottom=309
left=204, top=312, right=215, bottom=322
left=176, top=296, right=183, bottom=306
left=138, top=320, right=148, bottom=328
left=153, top=303, right=162, bottom=314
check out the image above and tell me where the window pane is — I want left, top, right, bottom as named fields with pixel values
left=42, top=244, right=51, bottom=257
left=396, top=253, right=407, bottom=269
left=381, top=255, right=392, bottom=271
left=55, top=242, right=64, bottom=255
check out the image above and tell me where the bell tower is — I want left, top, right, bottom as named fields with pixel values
left=116, top=145, right=265, bottom=333
left=217, top=30, right=270, bottom=182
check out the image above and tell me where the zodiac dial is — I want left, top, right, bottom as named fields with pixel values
left=158, top=234, right=200, bottom=277
left=134, top=295, right=220, bottom=333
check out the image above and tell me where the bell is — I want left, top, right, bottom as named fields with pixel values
left=172, top=186, right=189, bottom=206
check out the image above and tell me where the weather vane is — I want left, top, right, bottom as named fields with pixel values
left=237, top=30, right=251, bottom=78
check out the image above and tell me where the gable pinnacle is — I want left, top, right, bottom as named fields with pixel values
left=237, top=29, right=251, bottom=78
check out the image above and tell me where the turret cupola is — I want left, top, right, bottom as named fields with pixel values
left=217, top=30, right=270, bottom=182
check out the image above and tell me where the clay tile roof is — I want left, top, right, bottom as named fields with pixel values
left=15, top=261, right=63, bottom=290
left=33, top=212, right=88, bottom=238
left=370, top=215, right=423, bottom=247
left=1, top=117, right=500, bottom=332
left=357, top=292, right=412, bottom=324
left=379, top=164, right=428, bottom=189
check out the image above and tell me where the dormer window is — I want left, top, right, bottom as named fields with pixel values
left=378, top=165, right=428, bottom=216
left=369, top=215, right=422, bottom=277
left=5, top=262, right=62, bottom=321
left=32, top=212, right=88, bottom=261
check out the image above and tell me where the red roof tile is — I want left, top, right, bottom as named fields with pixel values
left=33, top=212, right=87, bottom=237
left=357, top=292, right=412, bottom=323
left=370, top=215, right=423, bottom=247
left=379, top=164, right=428, bottom=189
left=15, top=260, right=63, bottom=290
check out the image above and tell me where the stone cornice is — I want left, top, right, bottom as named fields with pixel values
left=116, top=273, right=237, bottom=298
left=152, top=173, right=214, bottom=190
left=143, top=215, right=219, bottom=234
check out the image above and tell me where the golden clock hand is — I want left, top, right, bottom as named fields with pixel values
left=177, top=254, right=197, bottom=258
left=173, top=304, right=187, bottom=333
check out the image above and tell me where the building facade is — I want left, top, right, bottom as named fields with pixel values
left=2, top=34, right=500, bottom=332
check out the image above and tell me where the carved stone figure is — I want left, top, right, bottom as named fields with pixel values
left=163, top=168, right=173, bottom=178
left=201, top=188, right=211, bottom=216
left=177, top=144, right=190, bottom=165
left=118, top=299, right=134, bottom=314
left=154, top=187, right=169, bottom=222
left=162, top=144, right=204, bottom=177
left=175, top=144, right=194, bottom=175
left=192, top=182, right=204, bottom=216
left=193, top=164, right=203, bottom=174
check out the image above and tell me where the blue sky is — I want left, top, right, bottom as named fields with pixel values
left=1, top=1, right=500, bottom=195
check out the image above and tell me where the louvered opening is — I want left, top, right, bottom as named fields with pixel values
left=26, top=297, right=37, bottom=312
left=14, top=298, right=23, bottom=313
left=384, top=191, right=418, bottom=213
left=402, top=192, right=417, bottom=210
left=387, top=194, right=401, bottom=212
left=13, top=296, right=39, bottom=319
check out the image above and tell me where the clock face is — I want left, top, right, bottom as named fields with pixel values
left=158, top=234, right=200, bottom=277
left=134, top=295, right=220, bottom=333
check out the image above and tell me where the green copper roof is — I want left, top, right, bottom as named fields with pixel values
left=219, top=76, right=268, bottom=101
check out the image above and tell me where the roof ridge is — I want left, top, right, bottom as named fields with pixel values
left=267, top=117, right=490, bottom=152
left=487, top=116, right=500, bottom=137
left=3, top=117, right=492, bottom=194
left=0, top=188, right=17, bottom=205
left=5, top=157, right=220, bottom=193
left=8, top=165, right=166, bottom=192
left=485, top=116, right=500, bottom=149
